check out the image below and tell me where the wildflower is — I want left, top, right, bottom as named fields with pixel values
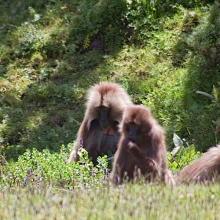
left=103, top=168, right=109, bottom=176
left=137, top=6, right=142, bottom=11
left=27, top=168, right=33, bottom=176
left=80, top=138, right=83, bottom=148
left=150, top=1, right=154, bottom=5
left=22, top=178, right=27, bottom=187
left=0, top=27, right=3, bottom=30
left=37, top=176, right=43, bottom=183
left=91, top=169, right=96, bottom=175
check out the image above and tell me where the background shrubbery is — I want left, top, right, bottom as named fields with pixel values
left=0, top=0, right=219, bottom=159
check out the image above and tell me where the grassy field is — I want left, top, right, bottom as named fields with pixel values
left=1, top=0, right=220, bottom=219
left=1, top=183, right=220, bottom=220
left=0, top=141, right=215, bottom=220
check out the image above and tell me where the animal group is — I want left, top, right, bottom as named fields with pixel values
left=68, top=82, right=220, bottom=185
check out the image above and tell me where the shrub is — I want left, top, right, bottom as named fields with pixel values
left=0, top=145, right=109, bottom=189
left=168, top=133, right=202, bottom=172
left=186, top=2, right=220, bottom=72
left=180, top=3, right=220, bottom=150
left=68, top=0, right=126, bottom=51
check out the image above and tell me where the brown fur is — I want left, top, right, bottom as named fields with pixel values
left=174, top=145, right=220, bottom=184
left=68, top=82, right=133, bottom=165
left=112, top=105, right=174, bottom=185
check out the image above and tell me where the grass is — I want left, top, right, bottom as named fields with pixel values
left=0, top=141, right=206, bottom=219
left=1, top=184, right=220, bottom=219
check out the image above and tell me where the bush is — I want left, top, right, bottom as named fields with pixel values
left=168, top=133, right=202, bottom=172
left=180, top=3, right=220, bottom=150
left=68, top=0, right=126, bottom=51
left=0, top=145, right=109, bottom=189
left=186, top=3, right=220, bottom=72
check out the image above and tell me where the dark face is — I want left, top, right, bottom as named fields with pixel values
left=97, top=106, right=111, bottom=129
left=125, top=122, right=140, bottom=142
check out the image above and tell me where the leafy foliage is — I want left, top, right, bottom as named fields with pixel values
left=0, top=135, right=202, bottom=190
left=67, top=0, right=126, bottom=51
left=186, top=3, right=220, bottom=72
left=0, top=145, right=109, bottom=189
left=177, top=3, right=220, bottom=150
left=0, top=0, right=219, bottom=159
left=168, top=133, right=202, bottom=172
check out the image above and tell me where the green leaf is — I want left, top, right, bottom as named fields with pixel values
left=173, top=133, right=184, bottom=148
left=32, top=14, right=41, bottom=22
left=196, top=91, right=214, bottom=100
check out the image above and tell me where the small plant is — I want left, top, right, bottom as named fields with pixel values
left=168, top=133, right=202, bottom=172
left=0, top=144, right=109, bottom=189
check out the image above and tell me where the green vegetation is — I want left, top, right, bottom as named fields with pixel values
left=1, top=0, right=219, bottom=159
left=0, top=0, right=220, bottom=218
left=1, top=183, right=220, bottom=219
